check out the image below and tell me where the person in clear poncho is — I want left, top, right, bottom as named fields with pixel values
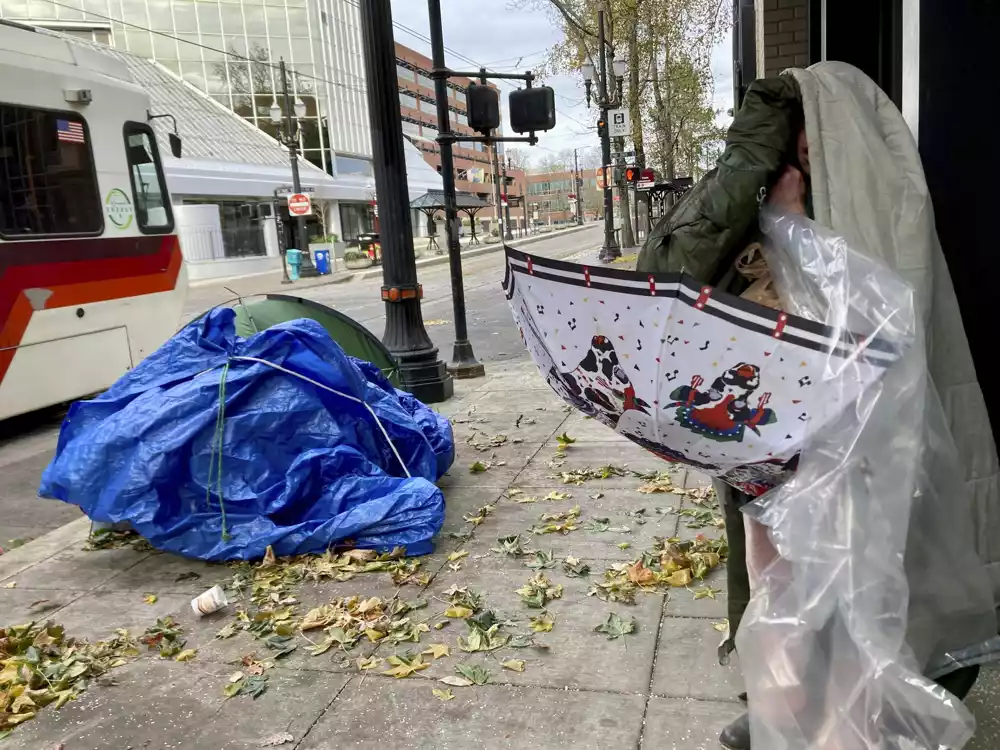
left=718, top=131, right=1000, bottom=749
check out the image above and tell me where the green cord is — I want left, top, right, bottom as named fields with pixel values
left=205, top=361, right=232, bottom=542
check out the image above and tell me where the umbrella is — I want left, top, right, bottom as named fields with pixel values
left=503, top=246, right=899, bottom=495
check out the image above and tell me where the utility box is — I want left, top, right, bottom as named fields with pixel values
left=508, top=86, right=556, bottom=133
left=466, top=83, right=500, bottom=133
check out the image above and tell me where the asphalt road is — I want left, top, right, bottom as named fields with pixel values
left=0, top=225, right=604, bottom=547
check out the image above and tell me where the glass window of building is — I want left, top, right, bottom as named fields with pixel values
left=339, top=203, right=372, bottom=244
left=454, top=111, right=467, bottom=127
left=123, top=122, right=173, bottom=233
left=417, top=71, right=434, bottom=89
left=422, top=122, right=438, bottom=137
left=402, top=120, right=420, bottom=136
left=0, top=106, right=102, bottom=237
left=399, top=92, right=417, bottom=110
left=453, top=88, right=467, bottom=104
left=396, top=65, right=414, bottom=83
left=336, top=155, right=373, bottom=177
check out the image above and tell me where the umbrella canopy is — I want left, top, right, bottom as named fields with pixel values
left=409, top=189, right=490, bottom=211
left=503, top=246, right=898, bottom=495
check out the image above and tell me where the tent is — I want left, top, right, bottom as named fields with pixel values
left=199, top=294, right=401, bottom=387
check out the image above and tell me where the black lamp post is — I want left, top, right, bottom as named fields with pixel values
left=358, top=0, right=454, bottom=403
left=502, top=157, right=514, bottom=241
left=581, top=12, right=627, bottom=263
left=270, top=59, right=318, bottom=278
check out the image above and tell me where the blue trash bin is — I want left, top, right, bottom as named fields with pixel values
left=313, top=248, right=331, bottom=275
left=286, top=248, right=302, bottom=281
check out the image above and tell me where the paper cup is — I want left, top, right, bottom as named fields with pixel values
left=190, top=585, right=228, bottom=617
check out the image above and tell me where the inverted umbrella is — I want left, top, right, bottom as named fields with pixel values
left=503, top=246, right=899, bottom=495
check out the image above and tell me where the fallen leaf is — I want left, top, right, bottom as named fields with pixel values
left=454, top=663, right=490, bottom=685
left=3, top=581, right=16, bottom=589
left=594, top=612, right=638, bottom=641
left=627, top=561, right=655, bottom=586
left=261, top=545, right=277, bottom=567
left=470, top=461, right=488, bottom=473
left=529, top=612, right=555, bottom=632
left=502, top=659, right=526, bottom=672
left=174, top=648, right=198, bottom=662
left=524, top=550, right=556, bottom=570
left=691, top=586, right=722, bottom=600
left=447, top=549, right=469, bottom=563
left=543, top=491, right=571, bottom=501
left=665, top=569, right=694, bottom=587
left=712, top=619, right=730, bottom=634
left=438, top=675, right=474, bottom=687
left=563, top=557, right=591, bottom=577
left=555, top=432, right=577, bottom=448
left=589, top=492, right=605, bottom=500
left=259, top=731, right=294, bottom=747
left=356, top=656, right=383, bottom=671
left=433, top=688, right=456, bottom=701
left=515, top=495, right=539, bottom=504
left=422, top=643, right=450, bottom=660
left=216, top=622, right=239, bottom=639
left=382, top=654, right=430, bottom=679
left=617, top=542, right=631, bottom=550
left=444, top=605, right=473, bottom=619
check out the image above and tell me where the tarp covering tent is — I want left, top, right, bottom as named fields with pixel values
left=228, top=294, right=401, bottom=387
left=39, top=309, right=454, bottom=561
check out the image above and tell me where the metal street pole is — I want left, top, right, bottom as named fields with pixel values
left=489, top=137, right=504, bottom=240
left=502, top=157, right=513, bottom=241
left=573, top=148, right=583, bottom=226
left=358, top=0, right=453, bottom=402
left=279, top=59, right=318, bottom=277
left=429, top=0, right=485, bottom=378
left=596, top=10, right=620, bottom=262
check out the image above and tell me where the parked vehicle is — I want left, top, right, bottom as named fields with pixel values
left=0, top=20, right=187, bottom=420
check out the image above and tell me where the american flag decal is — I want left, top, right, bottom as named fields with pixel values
left=56, top=119, right=85, bottom=144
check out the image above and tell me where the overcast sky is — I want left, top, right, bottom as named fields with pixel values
left=388, top=0, right=733, bottom=168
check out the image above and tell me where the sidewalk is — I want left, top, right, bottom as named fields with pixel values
left=183, top=225, right=593, bottom=324
left=2, top=362, right=997, bottom=749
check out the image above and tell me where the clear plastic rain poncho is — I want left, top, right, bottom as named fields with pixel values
left=736, top=210, right=1000, bottom=749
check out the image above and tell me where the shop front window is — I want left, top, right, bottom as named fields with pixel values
left=339, top=202, right=372, bottom=244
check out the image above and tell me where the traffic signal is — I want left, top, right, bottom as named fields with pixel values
left=508, top=87, right=556, bottom=133
left=623, top=167, right=639, bottom=183
left=467, top=83, right=500, bottom=133
left=596, top=118, right=608, bottom=137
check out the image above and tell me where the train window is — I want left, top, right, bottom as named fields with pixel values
left=123, top=122, right=174, bottom=233
left=0, top=106, right=103, bottom=238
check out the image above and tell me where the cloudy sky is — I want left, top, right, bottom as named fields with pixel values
left=388, top=0, right=733, bottom=168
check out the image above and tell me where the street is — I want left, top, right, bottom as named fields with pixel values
left=0, top=227, right=602, bottom=550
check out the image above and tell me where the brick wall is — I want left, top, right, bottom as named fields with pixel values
left=759, top=0, right=809, bottom=78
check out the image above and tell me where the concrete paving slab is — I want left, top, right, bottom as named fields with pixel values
left=558, top=412, right=630, bottom=442
left=298, top=678, right=647, bottom=750
left=95, top=551, right=230, bottom=594
left=188, top=667, right=352, bottom=749
left=437, top=486, right=506, bottom=539
left=515, top=441, right=672, bottom=488
left=417, top=557, right=663, bottom=693
left=662, top=575, right=728, bottom=620
left=640, top=697, right=745, bottom=749
left=51, top=589, right=196, bottom=641
left=966, top=665, right=1000, bottom=750
left=482, top=488, right=682, bottom=562
left=0, top=516, right=91, bottom=584
left=0, top=585, right=86, bottom=627
left=2, top=545, right=152, bottom=592
left=5, top=657, right=226, bottom=750
left=651, top=617, right=743, bottom=701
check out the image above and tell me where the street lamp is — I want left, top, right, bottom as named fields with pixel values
left=580, top=12, right=627, bottom=263
left=271, top=59, right=318, bottom=278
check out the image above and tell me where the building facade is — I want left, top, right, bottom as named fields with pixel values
left=0, top=0, right=371, bottom=177
left=525, top=169, right=599, bottom=226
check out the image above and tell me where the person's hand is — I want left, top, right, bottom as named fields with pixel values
left=769, top=165, right=806, bottom=216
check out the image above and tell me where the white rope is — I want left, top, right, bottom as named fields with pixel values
left=228, top=355, right=412, bottom=479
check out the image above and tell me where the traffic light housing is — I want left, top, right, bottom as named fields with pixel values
left=467, top=83, right=500, bottom=133
left=623, top=167, right=640, bottom=183
left=596, top=118, right=608, bottom=137
left=508, top=86, right=556, bottom=133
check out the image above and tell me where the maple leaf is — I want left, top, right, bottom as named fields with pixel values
left=142, top=593, right=158, bottom=605
left=422, top=643, right=450, bottom=660
left=563, top=557, right=591, bottom=577
left=515, top=572, right=563, bottom=608
left=382, top=654, right=429, bottom=679
left=626, top=561, right=655, bottom=586
left=524, top=550, right=556, bottom=570
left=454, top=663, right=490, bottom=685
left=439, top=675, right=473, bottom=687
left=594, top=612, right=638, bottom=641
left=433, top=688, right=456, bottom=701
left=502, top=659, right=526, bottom=672
left=555, top=432, right=577, bottom=448
left=444, top=605, right=474, bottom=619
left=529, top=613, right=555, bottom=632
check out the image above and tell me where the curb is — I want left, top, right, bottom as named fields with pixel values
left=357, top=224, right=595, bottom=281
left=0, top=517, right=92, bottom=583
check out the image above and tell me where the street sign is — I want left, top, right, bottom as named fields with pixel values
left=609, top=108, right=631, bottom=138
left=610, top=150, right=635, bottom=159
left=275, top=186, right=315, bottom=196
left=637, top=180, right=655, bottom=190
left=287, top=193, right=313, bottom=217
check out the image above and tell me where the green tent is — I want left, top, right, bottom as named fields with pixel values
left=205, top=294, right=401, bottom=387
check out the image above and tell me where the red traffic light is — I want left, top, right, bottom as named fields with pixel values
left=624, top=167, right=639, bottom=183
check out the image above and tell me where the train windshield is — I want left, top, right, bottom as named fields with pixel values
left=0, top=105, right=103, bottom=238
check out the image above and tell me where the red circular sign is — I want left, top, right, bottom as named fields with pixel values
left=287, top=193, right=311, bottom=216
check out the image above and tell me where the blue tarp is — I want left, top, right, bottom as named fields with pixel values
left=38, top=309, right=454, bottom=561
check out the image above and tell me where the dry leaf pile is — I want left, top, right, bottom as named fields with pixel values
left=0, top=623, right=141, bottom=736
